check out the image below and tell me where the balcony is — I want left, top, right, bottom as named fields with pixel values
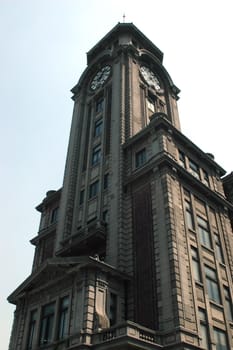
left=68, top=321, right=162, bottom=349
left=59, top=220, right=107, bottom=256
left=94, top=322, right=162, bottom=347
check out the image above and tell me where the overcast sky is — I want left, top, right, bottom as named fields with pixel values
left=1, top=1, right=233, bottom=348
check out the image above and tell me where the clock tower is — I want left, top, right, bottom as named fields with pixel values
left=8, top=23, right=233, bottom=350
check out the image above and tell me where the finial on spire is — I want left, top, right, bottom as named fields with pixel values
left=123, top=13, right=126, bottom=23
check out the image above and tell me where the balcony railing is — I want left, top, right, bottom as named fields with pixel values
left=92, top=321, right=162, bottom=348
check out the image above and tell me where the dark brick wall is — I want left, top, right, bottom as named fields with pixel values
left=132, top=183, right=157, bottom=329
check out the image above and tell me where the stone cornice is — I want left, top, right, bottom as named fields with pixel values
left=123, top=114, right=226, bottom=176
left=124, top=152, right=233, bottom=212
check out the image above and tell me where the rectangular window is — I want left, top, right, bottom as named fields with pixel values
left=213, top=328, right=228, bottom=350
left=185, top=200, right=195, bottom=230
left=204, top=266, right=221, bottom=304
left=51, top=207, right=59, bottom=223
left=92, top=145, right=101, bottom=165
left=105, top=87, right=112, bottom=155
left=103, top=173, right=109, bottom=189
left=39, top=302, right=55, bottom=345
left=57, top=296, right=69, bottom=340
left=27, top=310, right=37, bottom=350
left=191, top=247, right=202, bottom=282
left=209, top=208, right=217, bottom=227
left=197, top=216, right=212, bottom=249
left=198, top=308, right=210, bottom=349
left=89, top=180, right=99, bottom=199
left=202, top=169, right=209, bottom=187
left=147, top=97, right=155, bottom=113
left=96, top=98, right=104, bottom=113
left=109, top=293, right=117, bottom=326
left=223, top=287, right=233, bottom=321
left=94, top=119, right=103, bottom=137
left=179, top=150, right=186, bottom=168
left=83, top=105, right=92, bottom=172
left=79, top=189, right=85, bottom=205
left=189, top=159, right=200, bottom=179
left=135, top=148, right=146, bottom=168
left=214, top=233, right=224, bottom=263
left=41, top=235, right=55, bottom=262
left=102, top=210, right=108, bottom=223
left=195, top=197, right=207, bottom=216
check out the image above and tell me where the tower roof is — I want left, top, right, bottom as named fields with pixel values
left=87, top=22, right=164, bottom=65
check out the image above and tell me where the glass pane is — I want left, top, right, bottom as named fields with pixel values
left=192, top=259, right=201, bottom=282
left=136, top=148, right=146, bottom=168
left=40, top=303, right=55, bottom=345
left=198, top=309, right=210, bottom=349
left=214, top=234, right=224, bottom=263
left=58, top=311, right=68, bottom=339
left=224, top=287, right=233, bottom=321
left=79, top=190, right=84, bottom=205
left=147, top=98, right=155, bottom=112
left=214, top=328, right=228, bottom=350
left=186, top=210, right=194, bottom=230
left=96, top=98, right=104, bottom=113
left=200, top=324, right=209, bottom=349
left=104, top=173, right=109, bottom=189
left=179, top=151, right=185, bottom=168
left=94, top=119, right=103, bottom=137
left=92, top=146, right=101, bottom=165
left=197, top=216, right=208, bottom=229
left=61, top=296, right=69, bottom=309
left=205, top=266, right=216, bottom=279
left=27, top=310, right=37, bottom=350
left=109, top=293, right=117, bottom=326
left=89, top=181, right=99, bottom=198
left=42, top=303, right=55, bottom=316
left=198, top=226, right=212, bottom=248
left=206, top=278, right=221, bottom=303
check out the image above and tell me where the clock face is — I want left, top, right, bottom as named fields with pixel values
left=140, top=66, right=160, bottom=91
left=90, top=65, right=111, bottom=91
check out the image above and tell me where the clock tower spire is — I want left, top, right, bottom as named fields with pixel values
left=57, top=23, right=181, bottom=260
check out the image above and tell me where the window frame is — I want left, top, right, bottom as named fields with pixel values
left=57, top=296, right=69, bottom=340
left=147, top=96, right=155, bottom=113
left=103, top=173, right=109, bottom=190
left=102, top=210, right=108, bottom=223
left=213, top=328, right=228, bottom=350
left=26, top=309, right=37, bottom=350
left=79, top=189, right=85, bottom=205
left=188, top=158, right=200, bottom=179
left=92, top=144, right=101, bottom=166
left=96, top=98, right=104, bottom=114
left=39, top=302, right=55, bottom=346
left=179, top=150, right=186, bottom=168
left=89, top=180, right=99, bottom=199
left=214, top=233, right=224, bottom=264
left=223, top=286, right=233, bottom=321
left=202, top=169, right=209, bottom=187
left=135, top=148, right=146, bottom=169
left=198, top=308, right=210, bottom=349
left=204, top=266, right=221, bottom=304
left=185, top=200, right=195, bottom=230
left=50, top=207, right=59, bottom=224
left=191, top=247, right=202, bottom=282
left=94, top=118, right=103, bottom=137
left=197, top=216, right=212, bottom=249
left=109, top=292, right=118, bottom=326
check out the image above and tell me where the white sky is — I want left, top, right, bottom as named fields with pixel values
left=1, top=1, right=232, bottom=348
